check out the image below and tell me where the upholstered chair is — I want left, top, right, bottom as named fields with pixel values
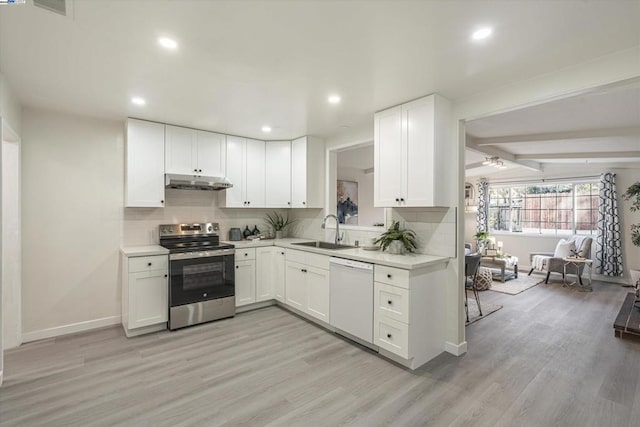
left=528, top=235, right=593, bottom=284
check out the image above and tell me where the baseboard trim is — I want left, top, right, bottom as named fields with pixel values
left=22, top=316, right=121, bottom=343
left=445, top=340, right=467, bottom=356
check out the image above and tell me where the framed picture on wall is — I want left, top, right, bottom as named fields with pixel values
left=337, top=180, right=358, bottom=225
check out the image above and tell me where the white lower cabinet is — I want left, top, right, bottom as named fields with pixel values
left=256, top=247, right=275, bottom=302
left=122, top=253, right=168, bottom=337
left=273, top=249, right=286, bottom=303
left=305, top=266, right=330, bottom=322
left=285, top=249, right=330, bottom=322
left=373, top=264, right=446, bottom=369
left=285, top=261, right=306, bottom=311
left=235, top=248, right=256, bottom=307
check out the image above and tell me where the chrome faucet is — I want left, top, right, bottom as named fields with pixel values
left=321, top=214, right=344, bottom=245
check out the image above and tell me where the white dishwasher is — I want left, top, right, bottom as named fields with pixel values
left=330, top=257, right=374, bottom=345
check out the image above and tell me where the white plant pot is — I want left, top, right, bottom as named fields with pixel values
left=388, top=240, right=405, bottom=255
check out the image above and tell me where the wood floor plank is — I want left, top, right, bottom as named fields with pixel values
left=1, top=283, right=639, bottom=426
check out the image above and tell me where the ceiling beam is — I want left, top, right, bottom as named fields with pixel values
left=466, top=136, right=543, bottom=172
left=473, top=126, right=640, bottom=146
left=465, top=161, right=487, bottom=170
left=516, top=151, right=640, bottom=160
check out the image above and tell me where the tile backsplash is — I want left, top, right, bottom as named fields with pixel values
left=122, top=189, right=456, bottom=258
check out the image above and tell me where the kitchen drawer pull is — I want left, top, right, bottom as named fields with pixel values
left=387, top=274, right=392, bottom=279
left=387, top=300, right=393, bottom=305
left=244, top=253, right=248, bottom=256
left=387, top=333, right=392, bottom=339
left=148, top=262, right=152, bottom=266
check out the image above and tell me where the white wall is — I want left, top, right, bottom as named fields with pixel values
left=2, top=140, right=21, bottom=349
left=0, top=70, right=22, bottom=384
left=336, top=167, right=382, bottom=227
left=21, top=107, right=287, bottom=340
left=22, top=109, right=124, bottom=337
left=0, top=72, right=21, bottom=137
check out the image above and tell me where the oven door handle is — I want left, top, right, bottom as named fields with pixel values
left=170, top=249, right=236, bottom=261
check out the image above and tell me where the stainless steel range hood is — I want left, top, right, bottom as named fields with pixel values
left=165, top=174, right=233, bottom=191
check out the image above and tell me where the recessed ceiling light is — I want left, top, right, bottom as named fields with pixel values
left=328, top=95, right=341, bottom=104
left=261, top=126, right=272, bottom=133
left=158, top=37, right=178, bottom=49
left=131, top=97, right=146, bottom=105
left=471, top=27, right=493, bottom=41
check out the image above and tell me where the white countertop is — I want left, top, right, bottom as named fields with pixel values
left=120, top=245, right=169, bottom=257
left=223, top=238, right=450, bottom=270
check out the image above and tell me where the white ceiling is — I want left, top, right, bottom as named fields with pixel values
left=465, top=83, right=640, bottom=177
left=1, top=1, right=639, bottom=140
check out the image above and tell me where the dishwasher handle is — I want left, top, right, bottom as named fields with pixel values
left=330, top=257, right=373, bottom=271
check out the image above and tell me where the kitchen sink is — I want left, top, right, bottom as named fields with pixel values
left=292, top=241, right=355, bottom=250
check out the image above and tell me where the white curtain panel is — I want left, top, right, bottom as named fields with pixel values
left=596, top=172, right=624, bottom=276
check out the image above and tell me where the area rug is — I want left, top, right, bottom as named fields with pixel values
left=488, top=274, right=545, bottom=295
left=466, top=302, right=502, bottom=325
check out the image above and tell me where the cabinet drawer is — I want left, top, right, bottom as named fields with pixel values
left=375, top=282, right=409, bottom=324
left=374, top=316, right=409, bottom=359
left=129, top=255, right=168, bottom=273
left=236, top=248, right=256, bottom=260
left=374, top=265, right=410, bottom=289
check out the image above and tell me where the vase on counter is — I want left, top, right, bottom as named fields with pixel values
left=388, top=240, right=405, bottom=255
left=275, top=230, right=284, bottom=239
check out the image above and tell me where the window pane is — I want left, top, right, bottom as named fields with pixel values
left=487, top=181, right=598, bottom=235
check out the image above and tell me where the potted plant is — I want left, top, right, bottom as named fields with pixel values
left=375, top=221, right=417, bottom=254
left=623, top=182, right=640, bottom=290
left=474, top=230, right=491, bottom=252
left=264, top=212, right=295, bottom=239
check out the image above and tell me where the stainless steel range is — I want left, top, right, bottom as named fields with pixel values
left=159, top=223, right=235, bottom=330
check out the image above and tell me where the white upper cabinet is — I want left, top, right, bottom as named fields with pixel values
left=125, top=118, right=166, bottom=208
left=291, top=136, right=325, bottom=208
left=165, top=125, right=226, bottom=177
left=374, top=94, right=451, bottom=207
left=221, top=136, right=265, bottom=208
left=265, top=140, right=292, bottom=207
left=165, top=125, right=196, bottom=175
left=196, top=130, right=226, bottom=177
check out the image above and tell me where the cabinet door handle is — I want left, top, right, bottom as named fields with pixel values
left=160, top=200, right=164, bottom=204
left=387, top=300, right=393, bottom=305
left=301, top=269, right=307, bottom=273
left=236, top=265, right=239, bottom=269
left=164, top=274, right=168, bottom=278
left=302, top=201, right=306, bottom=205
left=194, top=169, right=197, bottom=172
left=387, top=274, right=392, bottom=279
left=148, top=262, right=152, bottom=266
left=281, top=252, right=285, bottom=255
left=395, top=198, right=399, bottom=202
left=244, top=253, right=248, bottom=256
left=400, top=198, right=405, bottom=202
left=198, top=169, right=202, bottom=173
left=247, top=201, right=251, bottom=205
left=287, top=202, right=291, bottom=205
left=387, top=333, right=392, bottom=339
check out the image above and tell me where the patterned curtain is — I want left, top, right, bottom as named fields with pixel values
left=476, top=179, right=489, bottom=232
left=596, top=172, right=624, bottom=276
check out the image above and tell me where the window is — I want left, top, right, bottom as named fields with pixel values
left=487, top=181, right=598, bottom=235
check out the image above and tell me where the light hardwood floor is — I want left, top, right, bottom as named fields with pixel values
left=1, top=278, right=639, bottom=426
